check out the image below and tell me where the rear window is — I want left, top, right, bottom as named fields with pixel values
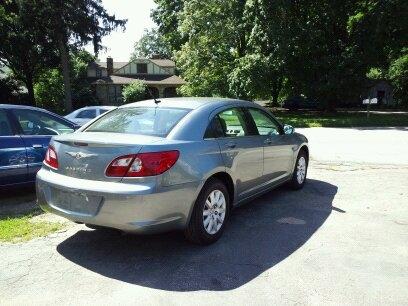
left=84, top=107, right=190, bottom=137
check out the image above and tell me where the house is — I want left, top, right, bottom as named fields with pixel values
left=364, top=80, right=394, bottom=106
left=87, top=57, right=186, bottom=105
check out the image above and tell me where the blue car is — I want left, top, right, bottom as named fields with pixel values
left=0, top=105, right=78, bottom=187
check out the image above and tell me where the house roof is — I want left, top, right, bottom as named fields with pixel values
left=94, top=61, right=128, bottom=70
left=92, top=74, right=186, bottom=86
left=93, top=58, right=176, bottom=70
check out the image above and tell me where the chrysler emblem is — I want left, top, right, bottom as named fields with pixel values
left=66, top=151, right=97, bottom=160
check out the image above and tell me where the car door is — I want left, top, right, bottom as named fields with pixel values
left=11, top=109, right=75, bottom=182
left=246, top=107, right=294, bottom=183
left=212, top=107, right=264, bottom=201
left=0, top=109, right=28, bottom=186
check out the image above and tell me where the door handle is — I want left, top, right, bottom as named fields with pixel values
left=264, top=138, right=272, bottom=145
left=225, top=141, right=236, bottom=149
left=32, top=144, right=43, bottom=149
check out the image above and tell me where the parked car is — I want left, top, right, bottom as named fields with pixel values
left=282, top=96, right=319, bottom=110
left=64, top=106, right=116, bottom=126
left=0, top=104, right=78, bottom=187
left=37, top=98, right=309, bottom=244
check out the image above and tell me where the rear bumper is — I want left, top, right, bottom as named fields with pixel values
left=36, top=168, right=200, bottom=234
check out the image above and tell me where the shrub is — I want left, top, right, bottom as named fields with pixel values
left=122, top=80, right=147, bottom=103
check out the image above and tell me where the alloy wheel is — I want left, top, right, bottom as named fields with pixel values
left=297, top=156, right=306, bottom=184
left=203, top=189, right=226, bottom=235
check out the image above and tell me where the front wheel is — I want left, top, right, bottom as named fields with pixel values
left=289, top=150, right=308, bottom=190
left=184, top=178, right=230, bottom=245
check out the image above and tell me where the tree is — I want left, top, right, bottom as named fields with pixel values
left=176, top=0, right=249, bottom=96
left=131, top=28, right=171, bottom=59
left=122, top=81, right=147, bottom=103
left=229, top=54, right=283, bottom=104
left=28, top=0, right=127, bottom=113
left=0, top=1, right=58, bottom=105
left=0, top=0, right=126, bottom=111
left=152, top=0, right=185, bottom=55
left=349, top=0, right=408, bottom=105
left=34, top=50, right=96, bottom=113
left=388, top=51, right=408, bottom=106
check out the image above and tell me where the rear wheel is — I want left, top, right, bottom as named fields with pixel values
left=184, top=178, right=230, bottom=245
left=289, top=150, right=308, bottom=190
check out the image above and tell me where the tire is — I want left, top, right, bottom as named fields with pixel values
left=289, top=150, right=308, bottom=190
left=184, top=178, right=230, bottom=245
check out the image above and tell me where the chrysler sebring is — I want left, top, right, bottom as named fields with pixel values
left=37, top=98, right=309, bottom=244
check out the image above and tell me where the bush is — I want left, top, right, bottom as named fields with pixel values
left=388, top=52, right=408, bottom=106
left=122, top=80, right=147, bottom=103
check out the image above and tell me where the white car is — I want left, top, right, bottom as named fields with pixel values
left=64, top=106, right=116, bottom=126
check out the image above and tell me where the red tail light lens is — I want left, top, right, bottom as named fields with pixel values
left=44, top=146, right=59, bottom=169
left=106, top=151, right=179, bottom=177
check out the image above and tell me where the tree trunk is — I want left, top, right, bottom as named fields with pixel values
left=25, top=77, right=35, bottom=106
left=58, top=35, right=72, bottom=113
left=271, top=77, right=283, bottom=106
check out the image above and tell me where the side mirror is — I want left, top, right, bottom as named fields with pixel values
left=284, top=124, right=295, bottom=135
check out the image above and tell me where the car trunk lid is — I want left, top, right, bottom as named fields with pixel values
left=51, top=132, right=163, bottom=181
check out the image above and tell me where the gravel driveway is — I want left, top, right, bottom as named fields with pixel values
left=1, top=128, right=407, bottom=305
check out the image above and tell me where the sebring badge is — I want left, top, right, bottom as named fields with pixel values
left=66, top=151, right=97, bottom=160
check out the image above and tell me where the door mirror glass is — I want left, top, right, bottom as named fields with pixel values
left=284, top=124, right=295, bottom=135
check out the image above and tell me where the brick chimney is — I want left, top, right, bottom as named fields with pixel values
left=106, top=57, right=113, bottom=75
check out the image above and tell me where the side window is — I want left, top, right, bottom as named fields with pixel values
left=13, top=110, right=74, bottom=136
left=0, top=110, right=13, bottom=136
left=204, top=116, right=225, bottom=139
left=248, top=108, right=281, bottom=136
left=137, top=63, right=148, bottom=74
left=218, top=108, right=250, bottom=137
left=76, top=109, right=96, bottom=119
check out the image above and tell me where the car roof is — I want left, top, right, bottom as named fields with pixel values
left=0, top=104, right=76, bottom=125
left=0, top=104, right=48, bottom=111
left=75, top=106, right=115, bottom=111
left=121, top=97, right=253, bottom=110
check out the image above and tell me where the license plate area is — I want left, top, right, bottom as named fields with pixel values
left=49, top=187, right=103, bottom=217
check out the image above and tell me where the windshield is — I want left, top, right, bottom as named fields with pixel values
left=84, top=107, right=190, bottom=137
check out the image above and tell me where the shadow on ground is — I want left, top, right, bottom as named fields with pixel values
left=57, top=179, right=339, bottom=291
left=352, top=126, right=408, bottom=131
left=0, top=185, right=37, bottom=216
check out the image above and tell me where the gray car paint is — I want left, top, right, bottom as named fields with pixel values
left=37, top=98, right=308, bottom=234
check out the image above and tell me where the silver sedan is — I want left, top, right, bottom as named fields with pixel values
left=37, top=98, right=309, bottom=244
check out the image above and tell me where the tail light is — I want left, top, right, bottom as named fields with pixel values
left=106, top=151, right=179, bottom=177
left=44, top=146, right=59, bottom=169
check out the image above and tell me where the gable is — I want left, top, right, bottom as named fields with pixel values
left=114, top=59, right=175, bottom=75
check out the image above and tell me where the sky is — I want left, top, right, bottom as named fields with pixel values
left=85, top=0, right=157, bottom=62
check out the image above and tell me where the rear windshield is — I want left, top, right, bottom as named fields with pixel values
left=84, top=107, right=190, bottom=137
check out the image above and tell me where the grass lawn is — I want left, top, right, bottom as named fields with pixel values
left=273, top=110, right=408, bottom=128
left=0, top=210, right=65, bottom=243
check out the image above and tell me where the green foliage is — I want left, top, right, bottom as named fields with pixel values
left=34, top=69, right=64, bottom=113
left=0, top=212, right=64, bottom=243
left=131, top=28, right=171, bottom=59
left=152, top=0, right=185, bottom=55
left=388, top=52, right=408, bottom=106
left=0, top=0, right=58, bottom=104
left=275, top=110, right=408, bottom=128
left=153, top=0, right=407, bottom=109
left=176, top=0, right=246, bottom=97
left=0, top=0, right=126, bottom=109
left=34, top=50, right=97, bottom=114
left=122, top=80, right=147, bottom=103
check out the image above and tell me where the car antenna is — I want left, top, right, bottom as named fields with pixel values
left=147, top=87, right=161, bottom=104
